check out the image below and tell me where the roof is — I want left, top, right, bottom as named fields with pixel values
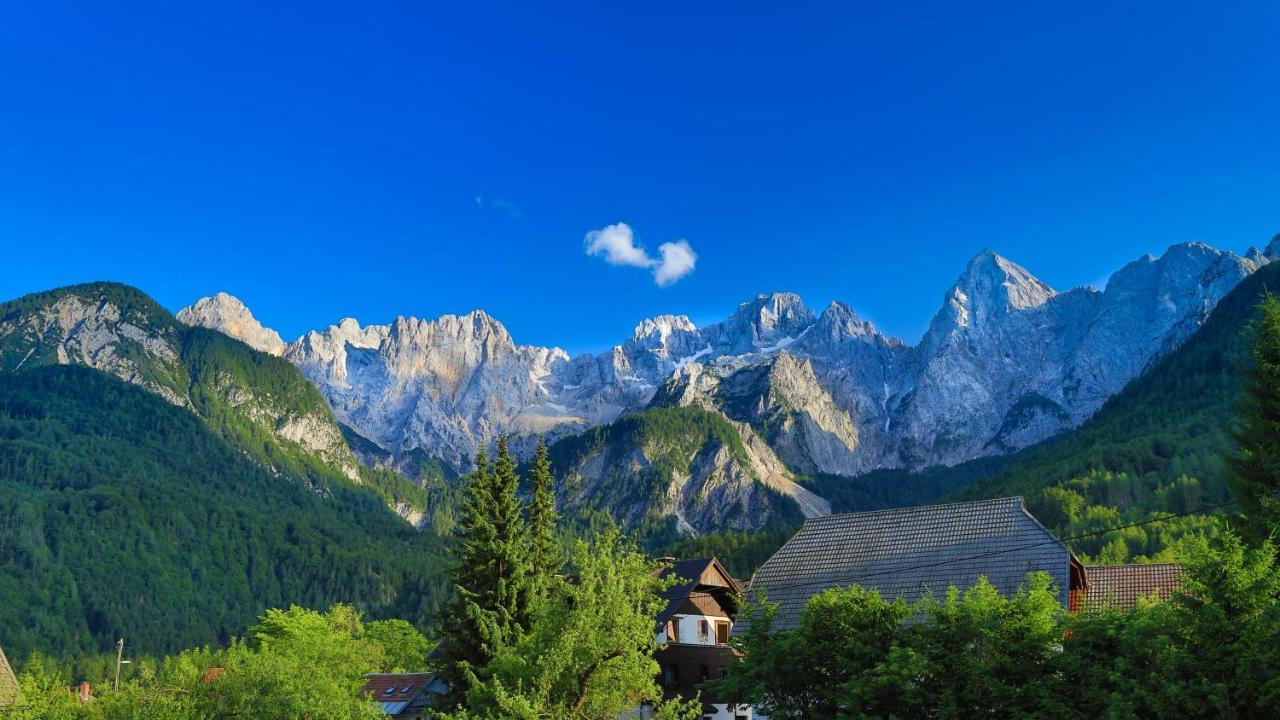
left=361, top=673, right=437, bottom=716
left=655, top=557, right=742, bottom=625
left=747, top=497, right=1081, bottom=631
left=0, top=643, right=17, bottom=708
left=1075, top=563, right=1184, bottom=612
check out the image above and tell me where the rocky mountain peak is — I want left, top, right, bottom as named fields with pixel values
left=177, top=292, right=286, bottom=356
left=710, top=292, right=816, bottom=354
left=380, top=309, right=518, bottom=355
left=631, top=314, right=698, bottom=344
left=1264, top=233, right=1280, bottom=261
left=811, top=301, right=882, bottom=343
left=932, top=250, right=1056, bottom=332
left=962, top=250, right=1056, bottom=310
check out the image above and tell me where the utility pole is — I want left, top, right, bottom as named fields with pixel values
left=114, top=638, right=124, bottom=691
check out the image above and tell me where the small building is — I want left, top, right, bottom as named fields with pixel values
left=362, top=672, right=447, bottom=719
left=0, top=642, right=17, bottom=709
left=1071, top=563, right=1185, bottom=612
left=647, top=558, right=756, bottom=720
left=745, top=497, right=1088, bottom=631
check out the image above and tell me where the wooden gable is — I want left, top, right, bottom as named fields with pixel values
left=0, top=643, right=18, bottom=708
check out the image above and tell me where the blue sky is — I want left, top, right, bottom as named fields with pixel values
left=2, top=1, right=1278, bottom=355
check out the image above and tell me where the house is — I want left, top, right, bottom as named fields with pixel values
left=1071, top=563, right=1185, bottom=612
left=646, top=558, right=757, bottom=720
left=362, top=672, right=447, bottom=719
left=745, top=497, right=1088, bottom=631
left=0, top=642, right=17, bottom=709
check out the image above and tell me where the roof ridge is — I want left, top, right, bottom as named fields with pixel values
left=802, top=496, right=1024, bottom=525
left=1086, top=562, right=1185, bottom=569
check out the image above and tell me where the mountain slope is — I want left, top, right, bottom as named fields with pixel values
left=945, top=258, right=1280, bottom=560
left=0, top=282, right=429, bottom=523
left=546, top=406, right=829, bottom=543
left=0, top=366, right=449, bottom=662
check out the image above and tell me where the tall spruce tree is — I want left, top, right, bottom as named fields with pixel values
left=528, top=438, right=561, bottom=598
left=1230, top=294, right=1280, bottom=543
left=436, top=441, right=534, bottom=705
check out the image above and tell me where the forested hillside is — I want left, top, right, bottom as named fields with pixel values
left=0, top=283, right=432, bottom=522
left=0, top=366, right=450, bottom=662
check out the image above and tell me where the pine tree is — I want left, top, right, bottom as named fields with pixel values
left=436, top=440, right=534, bottom=706
left=490, top=437, right=535, bottom=632
left=1229, top=294, right=1280, bottom=543
left=528, top=438, right=561, bottom=598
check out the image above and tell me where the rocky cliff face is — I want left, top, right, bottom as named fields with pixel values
left=180, top=240, right=1269, bottom=483
left=0, top=286, right=190, bottom=405
left=897, top=242, right=1261, bottom=467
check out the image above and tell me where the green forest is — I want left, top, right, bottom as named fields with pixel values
left=0, top=366, right=451, bottom=663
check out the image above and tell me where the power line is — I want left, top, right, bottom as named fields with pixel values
left=747, top=499, right=1240, bottom=595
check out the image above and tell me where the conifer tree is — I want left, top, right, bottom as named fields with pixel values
left=436, top=441, right=534, bottom=706
left=1230, top=294, right=1280, bottom=542
left=490, top=437, right=536, bottom=632
left=528, top=438, right=560, bottom=598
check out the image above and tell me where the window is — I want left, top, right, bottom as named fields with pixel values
left=699, top=664, right=710, bottom=680
left=662, top=664, right=679, bottom=687
left=698, top=620, right=710, bottom=641
left=666, top=619, right=679, bottom=643
left=716, top=620, right=731, bottom=645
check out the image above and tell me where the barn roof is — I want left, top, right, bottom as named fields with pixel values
left=746, top=497, right=1083, bottom=631
left=1075, top=563, right=1184, bottom=612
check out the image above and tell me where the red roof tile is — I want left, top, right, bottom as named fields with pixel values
left=1076, top=563, right=1184, bottom=612
left=361, top=672, right=436, bottom=699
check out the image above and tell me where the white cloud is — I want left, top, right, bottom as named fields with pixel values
left=583, top=222, right=697, bottom=287
left=584, top=223, right=653, bottom=268
left=653, top=240, right=697, bottom=286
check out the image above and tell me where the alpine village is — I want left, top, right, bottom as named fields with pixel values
left=5, top=4, right=1280, bottom=719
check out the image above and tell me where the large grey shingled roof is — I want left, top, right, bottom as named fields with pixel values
left=744, top=497, right=1080, bottom=631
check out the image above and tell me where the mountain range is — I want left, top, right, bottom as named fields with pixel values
left=177, top=239, right=1276, bottom=535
